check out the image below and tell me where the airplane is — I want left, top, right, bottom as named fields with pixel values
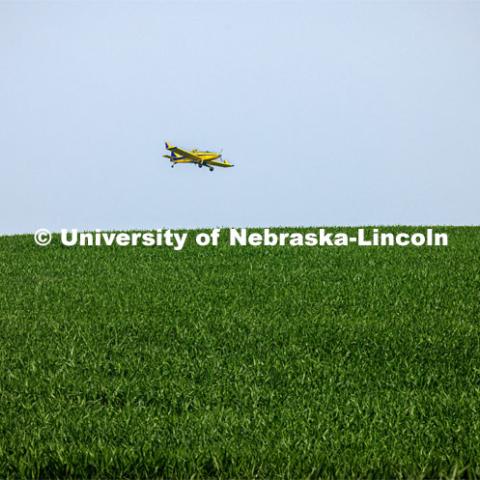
left=163, top=142, right=234, bottom=171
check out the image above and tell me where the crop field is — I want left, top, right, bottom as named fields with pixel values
left=0, top=226, right=479, bottom=478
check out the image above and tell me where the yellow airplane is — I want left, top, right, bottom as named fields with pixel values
left=163, top=142, right=234, bottom=171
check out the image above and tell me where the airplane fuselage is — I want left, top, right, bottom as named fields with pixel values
left=190, top=151, right=222, bottom=161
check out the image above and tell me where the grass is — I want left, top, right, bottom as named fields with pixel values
left=0, top=226, right=479, bottom=478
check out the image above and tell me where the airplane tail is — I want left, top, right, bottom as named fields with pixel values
left=164, top=142, right=178, bottom=161
left=163, top=153, right=178, bottom=162
left=164, top=142, right=178, bottom=162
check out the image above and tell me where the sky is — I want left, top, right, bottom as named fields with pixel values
left=1, top=0, right=479, bottom=234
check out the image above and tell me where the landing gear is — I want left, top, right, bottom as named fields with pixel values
left=196, top=163, right=213, bottom=171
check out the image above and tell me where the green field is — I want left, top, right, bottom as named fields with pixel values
left=1, top=227, right=479, bottom=478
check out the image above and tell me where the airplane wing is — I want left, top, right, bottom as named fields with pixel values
left=169, top=146, right=202, bottom=161
left=208, top=160, right=234, bottom=168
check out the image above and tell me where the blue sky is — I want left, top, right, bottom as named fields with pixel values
left=1, top=1, right=479, bottom=234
